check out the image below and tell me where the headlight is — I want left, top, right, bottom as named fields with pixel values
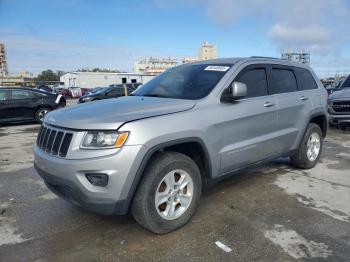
left=81, top=131, right=129, bottom=149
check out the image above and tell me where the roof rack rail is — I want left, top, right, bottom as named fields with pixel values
left=250, top=56, right=283, bottom=60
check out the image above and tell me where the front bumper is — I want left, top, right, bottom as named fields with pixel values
left=329, top=114, right=350, bottom=125
left=34, top=144, right=147, bottom=215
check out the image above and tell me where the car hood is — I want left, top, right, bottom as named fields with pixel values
left=44, top=96, right=196, bottom=130
left=329, top=88, right=350, bottom=100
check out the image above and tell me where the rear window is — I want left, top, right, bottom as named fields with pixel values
left=270, top=69, right=298, bottom=94
left=294, top=68, right=318, bottom=90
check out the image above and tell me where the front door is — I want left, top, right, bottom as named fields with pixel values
left=218, top=65, right=279, bottom=174
left=9, top=89, right=40, bottom=120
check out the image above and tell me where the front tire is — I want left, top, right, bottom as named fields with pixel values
left=291, top=123, right=323, bottom=169
left=35, top=107, right=51, bottom=124
left=131, top=151, right=202, bottom=234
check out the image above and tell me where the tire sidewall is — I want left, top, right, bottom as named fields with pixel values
left=142, top=155, right=201, bottom=232
left=300, top=124, right=323, bottom=168
left=35, top=107, right=51, bottom=124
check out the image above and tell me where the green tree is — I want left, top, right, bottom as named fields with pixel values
left=36, top=70, right=59, bottom=83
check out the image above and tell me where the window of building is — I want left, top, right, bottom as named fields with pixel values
left=270, top=68, right=298, bottom=94
left=236, top=68, right=268, bottom=98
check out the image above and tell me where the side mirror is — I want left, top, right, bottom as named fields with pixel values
left=222, top=82, right=247, bottom=102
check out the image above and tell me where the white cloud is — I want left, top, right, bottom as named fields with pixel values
left=267, top=23, right=332, bottom=55
left=154, top=0, right=350, bottom=56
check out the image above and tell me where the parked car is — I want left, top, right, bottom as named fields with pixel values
left=78, top=83, right=141, bottom=103
left=36, top=85, right=55, bottom=93
left=0, top=87, right=66, bottom=124
left=59, top=88, right=73, bottom=99
left=87, top=87, right=107, bottom=95
left=328, top=74, right=350, bottom=128
left=34, top=57, right=327, bottom=234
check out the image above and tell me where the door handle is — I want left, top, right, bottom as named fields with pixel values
left=264, top=102, right=275, bottom=107
left=300, top=96, right=308, bottom=101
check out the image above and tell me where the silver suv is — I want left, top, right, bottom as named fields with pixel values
left=34, top=57, right=328, bottom=234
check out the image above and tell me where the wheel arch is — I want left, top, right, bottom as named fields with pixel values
left=123, top=137, right=212, bottom=213
left=309, top=113, right=327, bottom=138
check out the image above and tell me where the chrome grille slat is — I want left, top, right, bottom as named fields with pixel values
left=46, top=130, right=57, bottom=153
left=39, top=127, right=47, bottom=147
left=36, top=126, right=73, bottom=158
left=332, top=101, right=350, bottom=113
left=44, top=129, right=53, bottom=152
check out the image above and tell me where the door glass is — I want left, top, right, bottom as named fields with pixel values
left=12, top=90, right=35, bottom=99
left=270, top=69, right=298, bottom=94
left=237, top=68, right=268, bottom=98
left=294, top=68, right=318, bottom=90
left=0, top=90, right=8, bottom=101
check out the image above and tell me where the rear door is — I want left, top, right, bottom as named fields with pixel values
left=9, top=89, right=41, bottom=120
left=269, top=66, right=313, bottom=153
left=0, top=89, right=11, bottom=122
left=219, top=64, right=279, bottom=174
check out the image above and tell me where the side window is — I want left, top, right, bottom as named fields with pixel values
left=110, top=87, right=124, bottom=95
left=294, top=68, right=318, bottom=90
left=11, top=90, right=35, bottom=100
left=236, top=68, right=268, bottom=98
left=0, top=90, right=9, bottom=101
left=270, top=69, right=298, bottom=94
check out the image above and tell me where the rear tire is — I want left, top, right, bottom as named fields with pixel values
left=35, top=107, right=51, bottom=124
left=131, top=151, right=201, bottom=234
left=291, top=123, right=323, bottom=169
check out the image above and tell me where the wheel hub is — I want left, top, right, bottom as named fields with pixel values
left=155, top=169, right=194, bottom=220
left=306, top=132, right=321, bottom=162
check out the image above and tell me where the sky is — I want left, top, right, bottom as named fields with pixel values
left=0, top=0, right=350, bottom=77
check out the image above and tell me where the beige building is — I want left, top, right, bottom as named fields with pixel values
left=134, top=57, right=179, bottom=75
left=198, top=41, right=217, bottom=60
left=182, top=56, right=198, bottom=64
left=0, top=43, right=8, bottom=77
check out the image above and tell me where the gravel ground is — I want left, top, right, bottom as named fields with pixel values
left=0, top=106, right=349, bottom=261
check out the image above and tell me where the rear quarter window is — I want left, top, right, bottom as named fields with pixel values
left=294, top=68, right=318, bottom=90
left=270, top=68, right=298, bottom=94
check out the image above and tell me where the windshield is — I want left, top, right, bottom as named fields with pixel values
left=340, top=75, right=350, bottom=89
left=94, top=87, right=110, bottom=94
left=133, top=64, right=232, bottom=99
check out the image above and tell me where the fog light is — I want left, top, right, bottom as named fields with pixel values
left=86, top=173, right=109, bottom=187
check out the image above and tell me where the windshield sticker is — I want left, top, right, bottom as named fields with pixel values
left=204, top=66, right=230, bottom=72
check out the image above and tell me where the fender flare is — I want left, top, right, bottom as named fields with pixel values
left=121, top=137, right=212, bottom=213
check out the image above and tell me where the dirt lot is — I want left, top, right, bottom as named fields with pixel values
left=0, top=110, right=349, bottom=261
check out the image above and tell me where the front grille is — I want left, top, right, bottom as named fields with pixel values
left=332, top=101, right=350, bottom=113
left=36, top=126, right=73, bottom=157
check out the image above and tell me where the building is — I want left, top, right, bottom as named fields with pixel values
left=198, top=41, right=217, bottom=60
left=182, top=56, right=199, bottom=64
left=0, top=43, right=8, bottom=77
left=134, top=57, right=179, bottom=75
left=281, top=49, right=310, bottom=64
left=60, top=72, right=155, bottom=89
